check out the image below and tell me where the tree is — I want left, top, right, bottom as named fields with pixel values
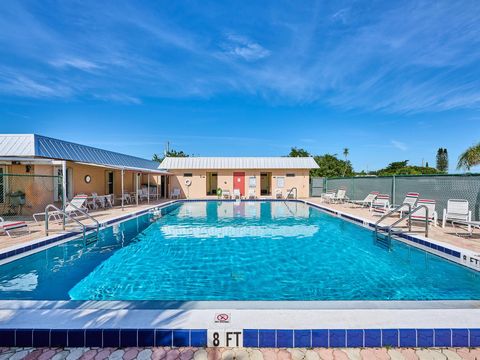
left=436, top=148, right=449, bottom=172
left=457, top=142, right=480, bottom=171
left=374, top=160, right=442, bottom=176
left=342, top=148, right=349, bottom=177
left=288, top=147, right=310, bottom=157
left=311, top=154, right=354, bottom=178
left=152, top=149, right=189, bottom=163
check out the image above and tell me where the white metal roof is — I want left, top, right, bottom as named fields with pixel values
left=0, top=134, right=167, bottom=173
left=160, top=157, right=319, bottom=169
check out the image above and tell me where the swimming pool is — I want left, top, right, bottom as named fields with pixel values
left=0, top=200, right=479, bottom=301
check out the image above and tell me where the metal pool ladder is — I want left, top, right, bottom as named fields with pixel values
left=285, top=187, right=297, bottom=199
left=45, top=203, right=100, bottom=244
left=374, top=203, right=430, bottom=245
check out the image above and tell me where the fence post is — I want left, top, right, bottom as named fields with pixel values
left=62, top=161, right=67, bottom=230
left=352, top=178, right=355, bottom=201
left=392, top=175, right=396, bottom=205
left=324, top=177, right=327, bottom=193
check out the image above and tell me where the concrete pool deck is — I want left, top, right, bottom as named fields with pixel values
left=0, top=199, right=171, bottom=252
left=305, top=198, right=480, bottom=253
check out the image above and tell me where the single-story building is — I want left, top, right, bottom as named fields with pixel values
left=160, top=157, right=319, bottom=199
left=0, top=134, right=168, bottom=217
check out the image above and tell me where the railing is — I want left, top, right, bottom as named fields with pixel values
left=285, top=187, right=298, bottom=199
left=67, top=202, right=100, bottom=233
left=375, top=203, right=430, bottom=240
left=44, top=204, right=100, bottom=242
left=374, top=203, right=412, bottom=236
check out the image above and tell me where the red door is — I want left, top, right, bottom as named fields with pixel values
left=233, top=172, right=245, bottom=196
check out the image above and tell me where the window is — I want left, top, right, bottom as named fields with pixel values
left=106, top=171, right=114, bottom=194
left=184, top=173, right=193, bottom=177
left=54, top=166, right=73, bottom=201
left=286, top=173, right=295, bottom=177
left=249, top=176, right=256, bottom=188
left=276, top=176, right=285, bottom=188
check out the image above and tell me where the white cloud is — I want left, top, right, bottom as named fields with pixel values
left=50, top=58, right=100, bottom=71
left=222, top=34, right=270, bottom=61
left=391, top=140, right=408, bottom=151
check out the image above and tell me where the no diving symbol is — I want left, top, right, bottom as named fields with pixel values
left=215, top=313, right=230, bottom=323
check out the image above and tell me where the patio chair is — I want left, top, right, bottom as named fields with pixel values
left=247, top=188, right=256, bottom=199
left=139, top=188, right=148, bottom=202
left=0, top=217, right=30, bottom=237
left=442, top=199, right=471, bottom=228
left=451, top=220, right=480, bottom=237
left=86, top=193, right=99, bottom=210
left=33, top=195, right=89, bottom=223
left=275, top=188, right=283, bottom=199
left=170, top=188, right=181, bottom=199
left=331, top=188, right=347, bottom=203
left=222, top=189, right=231, bottom=199
left=233, top=189, right=241, bottom=199
left=348, top=191, right=379, bottom=208
left=321, top=190, right=336, bottom=203
left=409, top=199, right=438, bottom=227
left=371, top=194, right=391, bottom=215
left=394, top=192, right=420, bottom=217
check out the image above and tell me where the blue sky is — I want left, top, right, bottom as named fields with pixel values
left=0, top=0, right=479, bottom=172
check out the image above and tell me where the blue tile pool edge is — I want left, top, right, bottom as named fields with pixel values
left=302, top=200, right=480, bottom=272
left=0, top=328, right=478, bottom=348
left=0, top=200, right=178, bottom=264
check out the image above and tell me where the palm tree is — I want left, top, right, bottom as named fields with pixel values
left=457, top=142, right=480, bottom=171
left=342, top=148, right=349, bottom=177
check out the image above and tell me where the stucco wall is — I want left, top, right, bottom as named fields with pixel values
left=168, top=169, right=310, bottom=198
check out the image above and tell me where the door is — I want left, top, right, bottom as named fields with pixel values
left=106, top=171, right=114, bottom=194
left=233, top=172, right=245, bottom=196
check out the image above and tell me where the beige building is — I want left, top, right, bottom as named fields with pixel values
left=160, top=157, right=319, bottom=199
left=0, top=134, right=168, bottom=217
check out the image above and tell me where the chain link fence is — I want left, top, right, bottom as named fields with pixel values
left=0, top=173, right=64, bottom=221
left=310, top=177, right=325, bottom=196
left=311, top=174, right=480, bottom=220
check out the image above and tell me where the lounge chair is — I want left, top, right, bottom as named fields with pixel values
left=87, top=193, right=100, bottom=210
left=247, top=188, right=256, bottom=199
left=0, top=217, right=30, bottom=237
left=348, top=191, right=379, bottom=208
left=170, top=188, right=181, bottom=199
left=275, top=188, right=283, bottom=199
left=371, top=194, right=391, bottom=215
left=233, top=189, right=241, bottom=199
left=442, top=199, right=471, bottom=228
left=451, top=220, right=480, bottom=237
left=33, top=195, right=89, bottom=223
left=321, top=190, right=336, bottom=203
left=222, top=190, right=231, bottom=199
left=409, top=199, right=438, bottom=227
left=331, top=188, right=347, bottom=203
left=394, top=192, right=419, bottom=217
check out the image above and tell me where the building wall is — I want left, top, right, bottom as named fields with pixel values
left=168, top=169, right=310, bottom=198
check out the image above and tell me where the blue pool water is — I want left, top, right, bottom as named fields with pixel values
left=0, top=201, right=479, bottom=301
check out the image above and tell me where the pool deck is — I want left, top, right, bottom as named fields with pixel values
left=0, top=199, right=171, bottom=252
left=306, top=197, right=480, bottom=254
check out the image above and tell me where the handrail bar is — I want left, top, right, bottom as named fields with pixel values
left=382, top=204, right=430, bottom=239
left=67, top=202, right=100, bottom=235
left=45, top=204, right=86, bottom=239
left=375, top=203, right=412, bottom=236
left=285, top=187, right=297, bottom=199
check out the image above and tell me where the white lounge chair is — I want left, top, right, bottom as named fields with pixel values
left=451, top=220, right=480, bottom=237
left=222, top=190, right=231, bottom=199
left=233, top=189, right=241, bottom=199
left=170, top=188, right=181, bottom=199
left=33, top=195, right=89, bottom=223
left=409, top=199, right=438, bottom=227
left=371, top=194, right=391, bottom=216
left=321, top=190, right=336, bottom=203
left=331, top=188, right=347, bottom=203
left=395, top=192, right=419, bottom=217
left=275, top=188, right=283, bottom=199
left=348, top=191, right=379, bottom=208
left=0, top=217, right=30, bottom=237
left=247, top=188, right=256, bottom=199
left=442, top=199, right=471, bottom=228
